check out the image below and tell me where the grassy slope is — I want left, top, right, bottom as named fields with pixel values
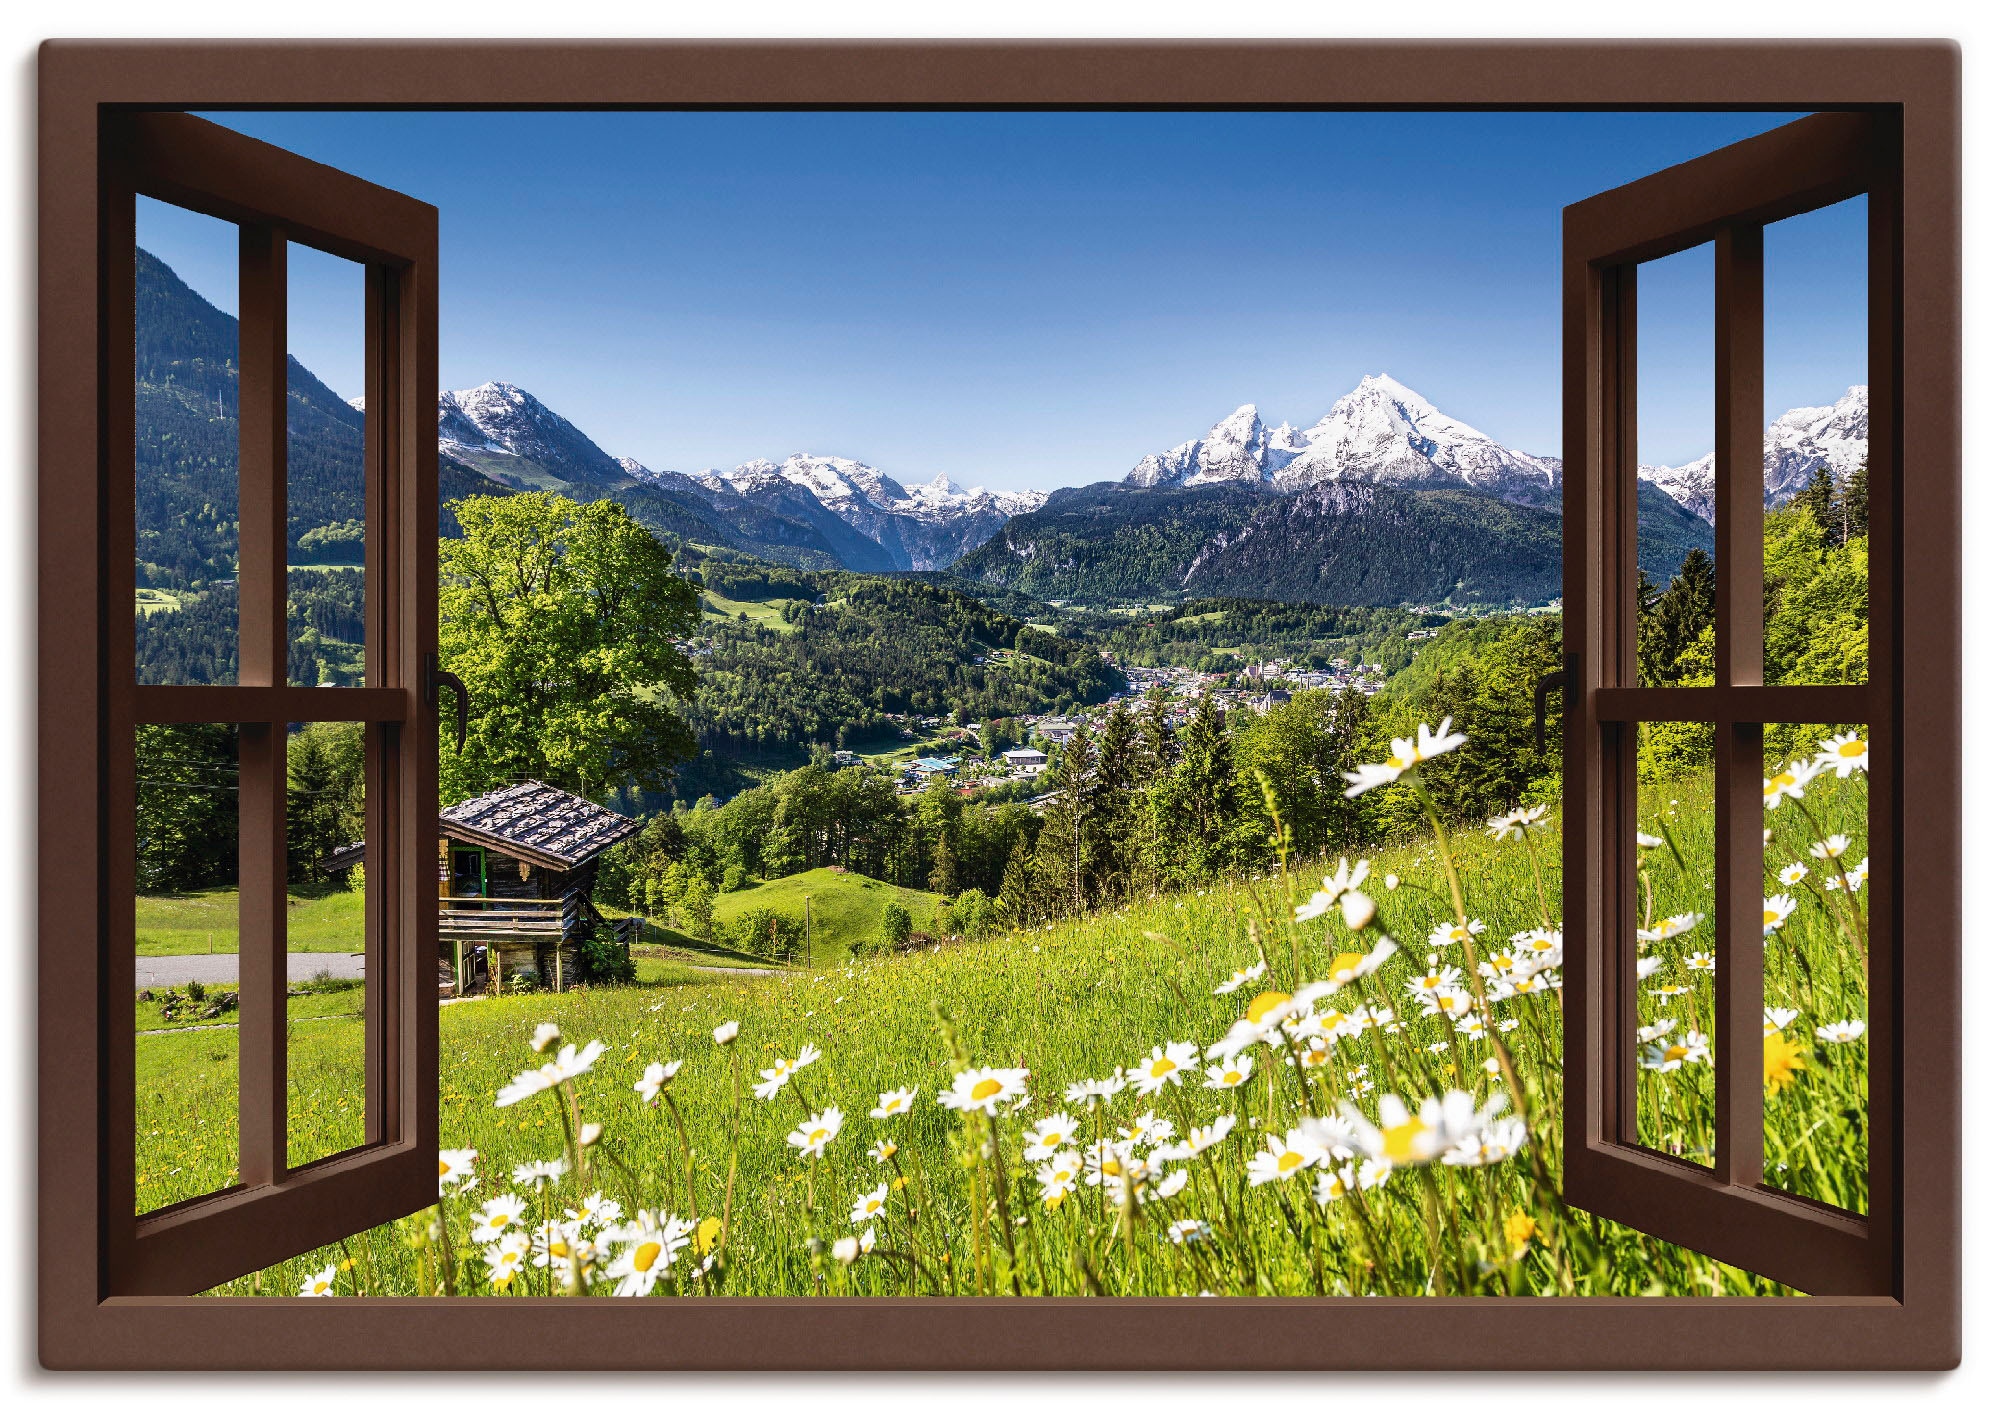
left=713, top=867, right=947, bottom=961
left=137, top=764, right=1868, bottom=1297
left=137, top=887, right=367, bottom=956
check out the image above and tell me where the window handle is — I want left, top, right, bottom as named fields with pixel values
left=1533, top=656, right=1576, bottom=756
left=425, top=653, right=470, bottom=755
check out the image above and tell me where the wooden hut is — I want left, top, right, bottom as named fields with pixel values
left=326, top=780, right=642, bottom=996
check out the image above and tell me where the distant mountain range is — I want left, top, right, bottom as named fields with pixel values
left=435, top=381, right=1042, bottom=572
left=136, top=246, right=1867, bottom=613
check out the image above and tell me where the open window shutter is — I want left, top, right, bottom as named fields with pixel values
left=104, top=113, right=439, bottom=1295
left=1559, top=111, right=1897, bottom=1296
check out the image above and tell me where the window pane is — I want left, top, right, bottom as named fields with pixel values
left=1761, top=722, right=1870, bottom=1215
left=134, top=722, right=241, bottom=1213
left=1763, top=198, right=1869, bottom=686
left=286, top=243, right=370, bottom=686
left=1632, top=721, right=1717, bottom=1166
left=134, top=199, right=240, bottom=685
left=1634, top=243, right=1720, bottom=687
left=286, top=722, right=371, bottom=1168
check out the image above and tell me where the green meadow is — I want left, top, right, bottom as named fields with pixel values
left=127, top=741, right=1872, bottom=1298
left=711, top=866, right=946, bottom=961
left=136, top=886, right=367, bottom=957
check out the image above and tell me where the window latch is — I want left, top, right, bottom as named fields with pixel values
left=424, top=652, right=471, bottom=755
left=1533, top=654, right=1577, bottom=756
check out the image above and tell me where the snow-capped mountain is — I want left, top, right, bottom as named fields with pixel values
left=636, top=452, right=1048, bottom=572
left=1125, top=374, right=1560, bottom=507
left=433, top=383, right=1045, bottom=570
left=437, top=381, right=631, bottom=489
left=1638, top=386, right=1868, bottom=524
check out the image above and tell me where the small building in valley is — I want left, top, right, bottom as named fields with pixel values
left=325, top=780, right=641, bottom=997
left=1002, top=747, right=1048, bottom=776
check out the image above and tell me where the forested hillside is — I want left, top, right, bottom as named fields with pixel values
left=1096, top=598, right=1440, bottom=671
left=679, top=567, right=1123, bottom=762
left=954, top=478, right=1712, bottom=608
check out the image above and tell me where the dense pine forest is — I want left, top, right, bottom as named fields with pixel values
left=676, top=568, right=1122, bottom=758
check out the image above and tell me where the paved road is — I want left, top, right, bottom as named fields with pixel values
left=135, top=952, right=366, bottom=989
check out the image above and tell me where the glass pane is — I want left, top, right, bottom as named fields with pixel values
left=133, top=722, right=241, bottom=1213
left=1760, top=722, right=1870, bottom=1214
left=286, top=722, right=371, bottom=1168
left=1763, top=197, right=1869, bottom=686
left=1633, top=721, right=1716, bottom=1167
left=1633, top=242, right=1720, bottom=688
left=134, top=198, right=240, bottom=685
left=286, top=243, right=370, bottom=686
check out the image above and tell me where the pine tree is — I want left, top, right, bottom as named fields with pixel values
left=1837, top=456, right=1869, bottom=541
left=995, top=836, right=1037, bottom=927
left=1640, top=549, right=1716, bottom=687
left=1792, top=464, right=1839, bottom=545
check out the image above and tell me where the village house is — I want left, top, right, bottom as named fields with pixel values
left=325, top=780, right=641, bottom=998
left=1002, top=746, right=1048, bottom=777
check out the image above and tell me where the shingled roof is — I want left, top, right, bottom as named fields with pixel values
left=438, top=781, right=641, bottom=871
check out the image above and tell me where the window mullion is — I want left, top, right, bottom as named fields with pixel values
left=1711, top=220, right=1768, bottom=1189
left=234, top=221, right=290, bottom=1187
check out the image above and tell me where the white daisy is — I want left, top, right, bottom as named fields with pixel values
left=1815, top=1019, right=1866, bottom=1044
left=494, top=1040, right=607, bottom=1108
left=605, top=1213, right=694, bottom=1296
left=786, top=1107, right=845, bottom=1160
left=850, top=1183, right=891, bottom=1224
left=512, top=1158, right=568, bottom=1188
left=939, top=1066, right=1030, bottom=1114
left=437, top=1147, right=477, bottom=1194
left=1810, top=833, right=1851, bottom=860
left=633, top=1059, right=682, bottom=1104
left=1763, top=758, right=1827, bottom=809
left=298, top=1262, right=339, bottom=1297
left=1814, top=730, right=1869, bottom=778
left=1203, top=1054, right=1256, bottom=1090
left=471, top=1192, right=527, bottom=1244
left=1129, top=1041, right=1199, bottom=1095
left=1487, top=805, right=1548, bottom=842
left=1213, top=960, right=1267, bottom=994
left=1763, top=893, right=1797, bottom=935
left=1246, top=1128, right=1332, bottom=1184
left=870, top=1086, right=917, bottom=1119
left=1779, top=861, right=1810, bottom=886
left=1428, top=917, right=1488, bottom=950
left=1022, top=1112, right=1080, bottom=1161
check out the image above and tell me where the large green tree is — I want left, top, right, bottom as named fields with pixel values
left=439, top=492, right=701, bottom=800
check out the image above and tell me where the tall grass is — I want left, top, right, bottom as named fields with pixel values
left=131, top=724, right=1869, bottom=1298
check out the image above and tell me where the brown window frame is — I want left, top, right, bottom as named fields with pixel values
left=1559, top=111, right=1905, bottom=1297
left=38, top=39, right=1958, bottom=1371
left=70, top=111, right=441, bottom=1301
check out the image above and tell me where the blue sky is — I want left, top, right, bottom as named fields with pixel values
left=139, top=111, right=1868, bottom=492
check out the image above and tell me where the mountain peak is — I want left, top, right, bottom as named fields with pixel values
left=436, top=381, right=631, bottom=488
left=1124, top=375, right=1556, bottom=504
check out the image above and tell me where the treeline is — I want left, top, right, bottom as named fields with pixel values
left=133, top=720, right=363, bottom=893
left=679, top=573, right=1121, bottom=758
left=597, top=765, right=1040, bottom=930
left=134, top=570, right=368, bottom=686
left=1095, top=597, right=1442, bottom=672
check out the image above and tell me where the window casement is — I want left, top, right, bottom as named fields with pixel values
left=1559, top=110, right=1926, bottom=1298
left=92, top=112, right=440, bottom=1298
left=38, top=43, right=1957, bottom=1372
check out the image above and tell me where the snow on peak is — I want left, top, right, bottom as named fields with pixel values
left=1640, top=385, right=1868, bottom=523
left=1124, top=375, right=1555, bottom=502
